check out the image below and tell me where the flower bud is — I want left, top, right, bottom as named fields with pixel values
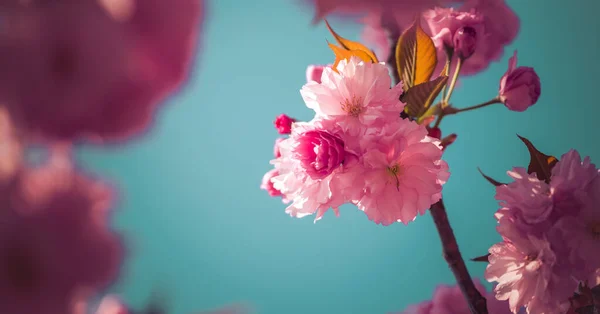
left=306, top=65, right=327, bottom=84
left=274, top=114, right=296, bottom=135
left=453, top=26, right=477, bottom=60
left=499, top=51, right=541, bottom=112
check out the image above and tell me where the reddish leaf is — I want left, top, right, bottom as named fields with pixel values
left=517, top=135, right=559, bottom=183
left=477, top=168, right=506, bottom=187
left=470, top=254, right=490, bottom=262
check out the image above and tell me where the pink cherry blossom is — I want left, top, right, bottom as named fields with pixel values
left=93, top=295, right=251, bottom=314
left=306, top=64, right=329, bottom=83
left=485, top=219, right=576, bottom=314
left=0, top=162, right=124, bottom=314
left=356, top=120, right=449, bottom=225
left=271, top=120, right=365, bottom=222
left=499, top=51, right=541, bottom=112
left=300, top=57, right=404, bottom=136
left=274, top=114, right=296, bottom=135
left=396, top=279, right=512, bottom=314
left=0, top=0, right=203, bottom=142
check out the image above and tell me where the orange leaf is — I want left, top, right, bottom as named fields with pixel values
left=395, top=18, right=438, bottom=89
left=325, top=20, right=378, bottom=63
left=328, top=43, right=376, bottom=73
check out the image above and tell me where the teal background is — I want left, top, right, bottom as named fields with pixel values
left=76, top=0, right=599, bottom=313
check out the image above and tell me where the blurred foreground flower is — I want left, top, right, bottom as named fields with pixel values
left=396, top=279, right=512, bottom=314
left=94, top=295, right=251, bottom=314
left=0, top=0, right=204, bottom=143
left=0, top=158, right=124, bottom=314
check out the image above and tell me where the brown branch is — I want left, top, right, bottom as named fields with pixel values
left=430, top=199, right=488, bottom=314
left=382, top=14, right=401, bottom=86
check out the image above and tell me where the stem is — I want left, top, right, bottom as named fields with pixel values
left=385, top=23, right=401, bottom=86
left=452, top=97, right=502, bottom=114
left=430, top=199, right=488, bottom=314
left=441, top=48, right=453, bottom=100
left=444, top=57, right=463, bottom=104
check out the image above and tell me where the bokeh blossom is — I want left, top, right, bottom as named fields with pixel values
left=93, top=295, right=251, bottom=314
left=396, top=279, right=511, bottom=314
left=423, top=0, right=518, bottom=76
left=499, top=51, right=541, bottom=112
left=0, top=160, right=124, bottom=314
left=0, top=0, right=204, bottom=142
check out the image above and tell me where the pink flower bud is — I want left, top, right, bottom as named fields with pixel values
left=306, top=65, right=327, bottom=84
left=499, top=51, right=541, bottom=112
left=427, top=127, right=442, bottom=140
left=292, top=130, right=346, bottom=179
left=273, top=114, right=296, bottom=135
left=453, top=26, right=477, bottom=60
left=261, top=169, right=282, bottom=197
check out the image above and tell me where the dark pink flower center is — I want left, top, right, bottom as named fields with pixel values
left=294, top=130, right=346, bottom=179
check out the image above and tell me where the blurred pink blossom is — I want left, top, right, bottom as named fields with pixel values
left=396, top=279, right=511, bottom=314
left=300, top=57, right=403, bottom=136
left=0, top=161, right=124, bottom=314
left=499, top=51, right=541, bottom=112
left=94, top=295, right=251, bottom=314
left=0, top=0, right=203, bottom=142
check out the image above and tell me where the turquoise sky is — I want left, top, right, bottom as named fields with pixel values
left=78, top=0, right=599, bottom=313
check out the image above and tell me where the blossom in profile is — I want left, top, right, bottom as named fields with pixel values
left=306, top=64, right=329, bottom=83
left=498, top=51, right=541, bottom=112
left=0, top=161, right=124, bottom=314
left=300, top=56, right=403, bottom=136
left=0, top=0, right=204, bottom=142
left=356, top=120, right=449, bottom=225
left=396, top=279, right=511, bottom=314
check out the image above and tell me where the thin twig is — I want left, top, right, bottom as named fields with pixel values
left=430, top=199, right=488, bottom=314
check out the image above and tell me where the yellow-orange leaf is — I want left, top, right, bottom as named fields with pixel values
left=328, top=43, right=374, bottom=72
left=395, top=19, right=438, bottom=89
left=325, top=20, right=378, bottom=63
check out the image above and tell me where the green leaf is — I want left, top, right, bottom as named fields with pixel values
left=477, top=168, right=506, bottom=187
left=517, top=135, right=559, bottom=184
left=401, top=76, right=448, bottom=118
left=470, top=254, right=490, bottom=262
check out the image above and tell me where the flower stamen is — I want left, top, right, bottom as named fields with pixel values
left=340, top=95, right=363, bottom=117
left=387, top=164, right=401, bottom=191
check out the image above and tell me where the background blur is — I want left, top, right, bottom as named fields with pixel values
left=75, top=0, right=600, bottom=313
